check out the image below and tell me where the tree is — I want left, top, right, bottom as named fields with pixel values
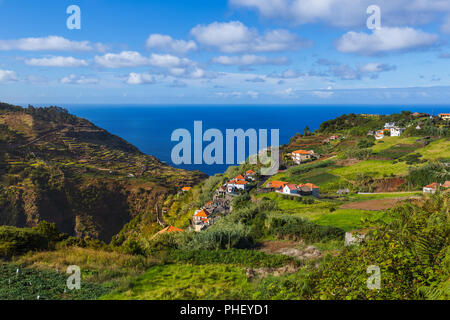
left=304, top=126, right=311, bottom=136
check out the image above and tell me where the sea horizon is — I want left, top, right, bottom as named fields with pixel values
left=54, top=104, right=450, bottom=176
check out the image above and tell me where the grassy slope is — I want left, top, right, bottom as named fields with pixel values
left=102, top=264, right=254, bottom=300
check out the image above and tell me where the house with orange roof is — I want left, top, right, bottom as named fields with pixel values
left=423, top=182, right=439, bottom=194
left=266, top=180, right=288, bottom=190
left=282, top=184, right=300, bottom=195
left=226, top=179, right=249, bottom=192
left=442, top=181, right=450, bottom=188
left=193, top=209, right=213, bottom=231
left=181, top=187, right=192, bottom=192
left=439, top=113, right=450, bottom=121
left=290, top=150, right=317, bottom=164
left=193, top=209, right=211, bottom=222
left=245, top=170, right=256, bottom=180
left=298, top=183, right=320, bottom=197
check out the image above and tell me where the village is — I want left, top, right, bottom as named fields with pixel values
left=155, top=111, right=450, bottom=236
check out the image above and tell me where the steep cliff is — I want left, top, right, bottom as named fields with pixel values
left=0, top=103, right=207, bottom=242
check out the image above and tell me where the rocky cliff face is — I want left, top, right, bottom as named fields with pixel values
left=0, top=103, right=207, bottom=242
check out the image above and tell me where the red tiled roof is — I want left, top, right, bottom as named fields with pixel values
left=442, top=181, right=450, bottom=188
left=235, top=175, right=246, bottom=180
left=292, top=150, right=313, bottom=155
left=246, top=170, right=256, bottom=175
left=194, top=209, right=210, bottom=217
left=182, top=187, right=192, bottom=191
left=269, top=181, right=288, bottom=189
left=285, top=184, right=298, bottom=191
left=424, top=182, right=439, bottom=189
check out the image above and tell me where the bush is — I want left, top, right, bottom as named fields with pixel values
left=0, top=226, right=49, bottom=258
left=167, top=249, right=298, bottom=268
left=268, top=216, right=345, bottom=243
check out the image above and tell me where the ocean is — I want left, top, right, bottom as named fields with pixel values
left=65, top=105, right=450, bottom=176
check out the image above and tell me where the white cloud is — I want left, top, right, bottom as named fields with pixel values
left=311, top=90, right=334, bottom=98
left=25, top=56, right=88, bottom=67
left=94, top=51, right=151, bottom=68
left=126, top=73, right=156, bottom=85
left=0, top=69, right=18, bottom=82
left=0, top=36, right=106, bottom=51
left=268, top=69, right=304, bottom=79
left=60, top=74, right=99, bottom=85
left=216, top=90, right=259, bottom=99
left=212, top=54, right=289, bottom=66
left=169, top=67, right=218, bottom=79
left=191, top=21, right=311, bottom=53
left=146, top=34, right=197, bottom=54
left=94, top=51, right=192, bottom=68
left=336, top=27, right=438, bottom=55
left=230, top=0, right=450, bottom=28
left=358, top=62, right=396, bottom=73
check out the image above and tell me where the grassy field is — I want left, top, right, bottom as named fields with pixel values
left=255, top=192, right=379, bottom=231
left=16, top=247, right=157, bottom=286
left=371, top=136, right=419, bottom=153
left=330, top=160, right=409, bottom=179
left=415, top=138, right=450, bottom=160
left=102, top=263, right=253, bottom=300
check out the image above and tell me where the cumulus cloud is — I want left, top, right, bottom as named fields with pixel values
left=126, top=72, right=156, bottom=85
left=146, top=34, right=197, bottom=54
left=0, top=69, right=18, bottom=82
left=191, top=21, right=312, bottom=53
left=0, top=36, right=106, bottom=51
left=229, top=0, right=450, bottom=28
left=60, top=74, right=99, bottom=85
left=336, top=27, right=438, bottom=55
left=212, top=54, right=289, bottom=66
left=25, top=56, right=88, bottom=67
left=94, top=51, right=192, bottom=68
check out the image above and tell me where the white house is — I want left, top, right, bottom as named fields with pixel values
left=390, top=127, right=405, bottom=137
left=291, top=150, right=317, bottom=164
left=282, top=184, right=300, bottom=195
left=384, top=122, right=396, bottom=129
left=423, top=183, right=439, bottom=194
left=226, top=179, right=249, bottom=192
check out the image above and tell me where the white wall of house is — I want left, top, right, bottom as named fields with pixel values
left=423, top=187, right=436, bottom=194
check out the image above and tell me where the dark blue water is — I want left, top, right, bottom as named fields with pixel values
left=65, top=105, right=450, bottom=176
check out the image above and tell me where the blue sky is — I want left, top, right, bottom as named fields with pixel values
left=0, top=0, right=450, bottom=105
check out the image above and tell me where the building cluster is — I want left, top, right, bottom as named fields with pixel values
left=290, top=149, right=319, bottom=165
left=222, top=170, right=256, bottom=194
left=265, top=180, right=320, bottom=198
left=192, top=170, right=256, bottom=231
left=423, top=181, right=450, bottom=194
left=372, top=122, right=406, bottom=140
